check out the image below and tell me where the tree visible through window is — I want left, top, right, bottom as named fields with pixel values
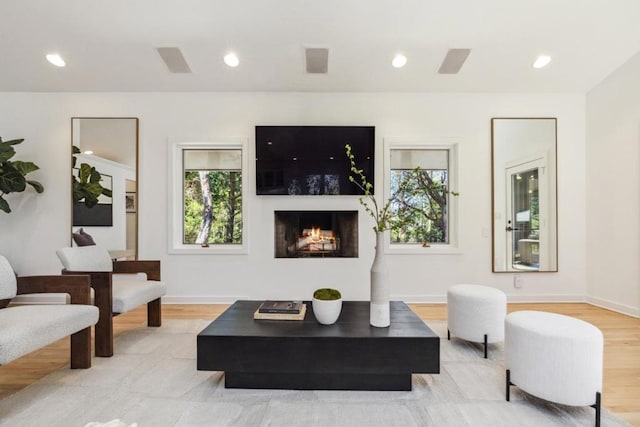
left=389, top=149, right=452, bottom=245
left=183, top=149, right=242, bottom=245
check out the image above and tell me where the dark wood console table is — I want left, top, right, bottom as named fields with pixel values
left=197, top=300, right=440, bottom=390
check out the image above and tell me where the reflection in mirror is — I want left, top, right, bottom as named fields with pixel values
left=491, top=118, right=557, bottom=272
left=71, top=118, right=138, bottom=259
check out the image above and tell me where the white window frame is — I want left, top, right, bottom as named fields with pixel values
left=383, top=137, right=460, bottom=255
left=168, top=138, right=249, bottom=255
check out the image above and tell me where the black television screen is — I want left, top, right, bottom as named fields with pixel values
left=255, top=126, right=374, bottom=195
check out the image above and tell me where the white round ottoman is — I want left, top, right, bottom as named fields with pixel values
left=505, top=311, right=603, bottom=427
left=447, top=284, right=507, bottom=358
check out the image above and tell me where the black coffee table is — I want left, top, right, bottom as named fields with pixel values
left=197, top=300, right=439, bottom=391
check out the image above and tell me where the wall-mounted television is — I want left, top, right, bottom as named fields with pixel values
left=255, top=126, right=375, bottom=195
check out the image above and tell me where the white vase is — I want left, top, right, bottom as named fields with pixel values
left=312, top=297, right=342, bottom=325
left=370, top=231, right=390, bottom=327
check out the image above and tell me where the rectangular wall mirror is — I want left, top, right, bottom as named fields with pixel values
left=491, top=118, right=557, bottom=272
left=71, top=117, right=138, bottom=259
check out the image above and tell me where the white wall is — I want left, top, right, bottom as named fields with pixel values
left=0, top=92, right=586, bottom=303
left=586, top=51, right=640, bottom=317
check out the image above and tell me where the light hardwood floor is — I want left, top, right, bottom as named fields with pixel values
left=1, top=303, right=638, bottom=426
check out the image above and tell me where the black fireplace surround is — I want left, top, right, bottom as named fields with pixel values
left=274, top=210, right=358, bottom=258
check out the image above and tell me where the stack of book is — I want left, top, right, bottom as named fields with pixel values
left=253, top=300, right=306, bottom=321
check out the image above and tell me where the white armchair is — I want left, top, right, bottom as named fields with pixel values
left=57, top=246, right=167, bottom=357
left=0, top=255, right=98, bottom=368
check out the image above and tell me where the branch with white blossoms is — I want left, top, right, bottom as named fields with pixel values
left=346, top=144, right=459, bottom=234
left=346, top=144, right=403, bottom=232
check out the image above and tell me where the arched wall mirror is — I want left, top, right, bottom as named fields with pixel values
left=71, top=117, right=138, bottom=259
left=491, top=118, right=557, bottom=272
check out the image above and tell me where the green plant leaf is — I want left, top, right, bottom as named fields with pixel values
left=27, top=180, right=44, bottom=193
left=89, top=168, right=101, bottom=183
left=82, top=192, right=99, bottom=208
left=78, top=163, right=93, bottom=183
left=0, top=145, right=16, bottom=162
left=2, top=138, right=25, bottom=146
left=0, top=137, right=44, bottom=213
left=72, top=145, right=82, bottom=169
left=12, top=161, right=39, bottom=175
left=83, top=182, right=104, bottom=196
left=0, top=166, right=26, bottom=193
left=0, top=196, right=10, bottom=213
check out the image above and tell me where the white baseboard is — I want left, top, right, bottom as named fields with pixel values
left=585, top=296, right=640, bottom=318
left=394, top=294, right=586, bottom=304
left=394, top=295, right=446, bottom=303
left=506, top=294, right=586, bottom=303
left=162, top=296, right=249, bottom=305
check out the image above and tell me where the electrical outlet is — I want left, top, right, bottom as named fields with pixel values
left=514, top=275, right=523, bottom=288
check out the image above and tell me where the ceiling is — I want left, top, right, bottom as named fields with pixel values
left=2, top=0, right=640, bottom=93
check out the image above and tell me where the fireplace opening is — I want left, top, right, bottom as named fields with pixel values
left=274, top=210, right=358, bottom=258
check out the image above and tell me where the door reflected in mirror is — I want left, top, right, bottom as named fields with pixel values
left=71, top=118, right=138, bottom=259
left=491, top=118, right=557, bottom=272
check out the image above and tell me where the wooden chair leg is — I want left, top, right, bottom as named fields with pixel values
left=70, top=326, right=92, bottom=369
left=91, top=274, right=114, bottom=357
left=148, top=298, right=161, bottom=327
left=94, top=311, right=114, bottom=357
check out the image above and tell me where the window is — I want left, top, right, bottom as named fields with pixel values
left=384, top=140, right=459, bottom=253
left=169, top=139, right=248, bottom=254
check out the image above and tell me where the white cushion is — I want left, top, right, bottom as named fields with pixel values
left=447, top=284, right=507, bottom=343
left=112, top=275, right=166, bottom=314
left=0, top=255, right=17, bottom=300
left=505, top=310, right=603, bottom=406
left=57, top=246, right=113, bottom=272
left=10, top=288, right=96, bottom=306
left=113, top=273, right=147, bottom=281
left=0, top=304, right=99, bottom=365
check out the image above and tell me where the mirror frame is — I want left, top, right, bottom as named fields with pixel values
left=71, top=117, right=139, bottom=260
left=491, top=117, right=558, bottom=273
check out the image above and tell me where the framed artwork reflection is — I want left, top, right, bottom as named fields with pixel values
left=126, top=192, right=136, bottom=213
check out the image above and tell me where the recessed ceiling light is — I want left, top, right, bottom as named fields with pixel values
left=224, top=52, right=239, bottom=67
left=533, top=55, right=551, bottom=69
left=392, top=54, right=407, bottom=68
left=83, top=150, right=94, bottom=155
left=46, top=53, right=66, bottom=67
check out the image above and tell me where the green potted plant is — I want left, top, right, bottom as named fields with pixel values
left=0, top=137, right=44, bottom=213
left=312, top=288, right=342, bottom=325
